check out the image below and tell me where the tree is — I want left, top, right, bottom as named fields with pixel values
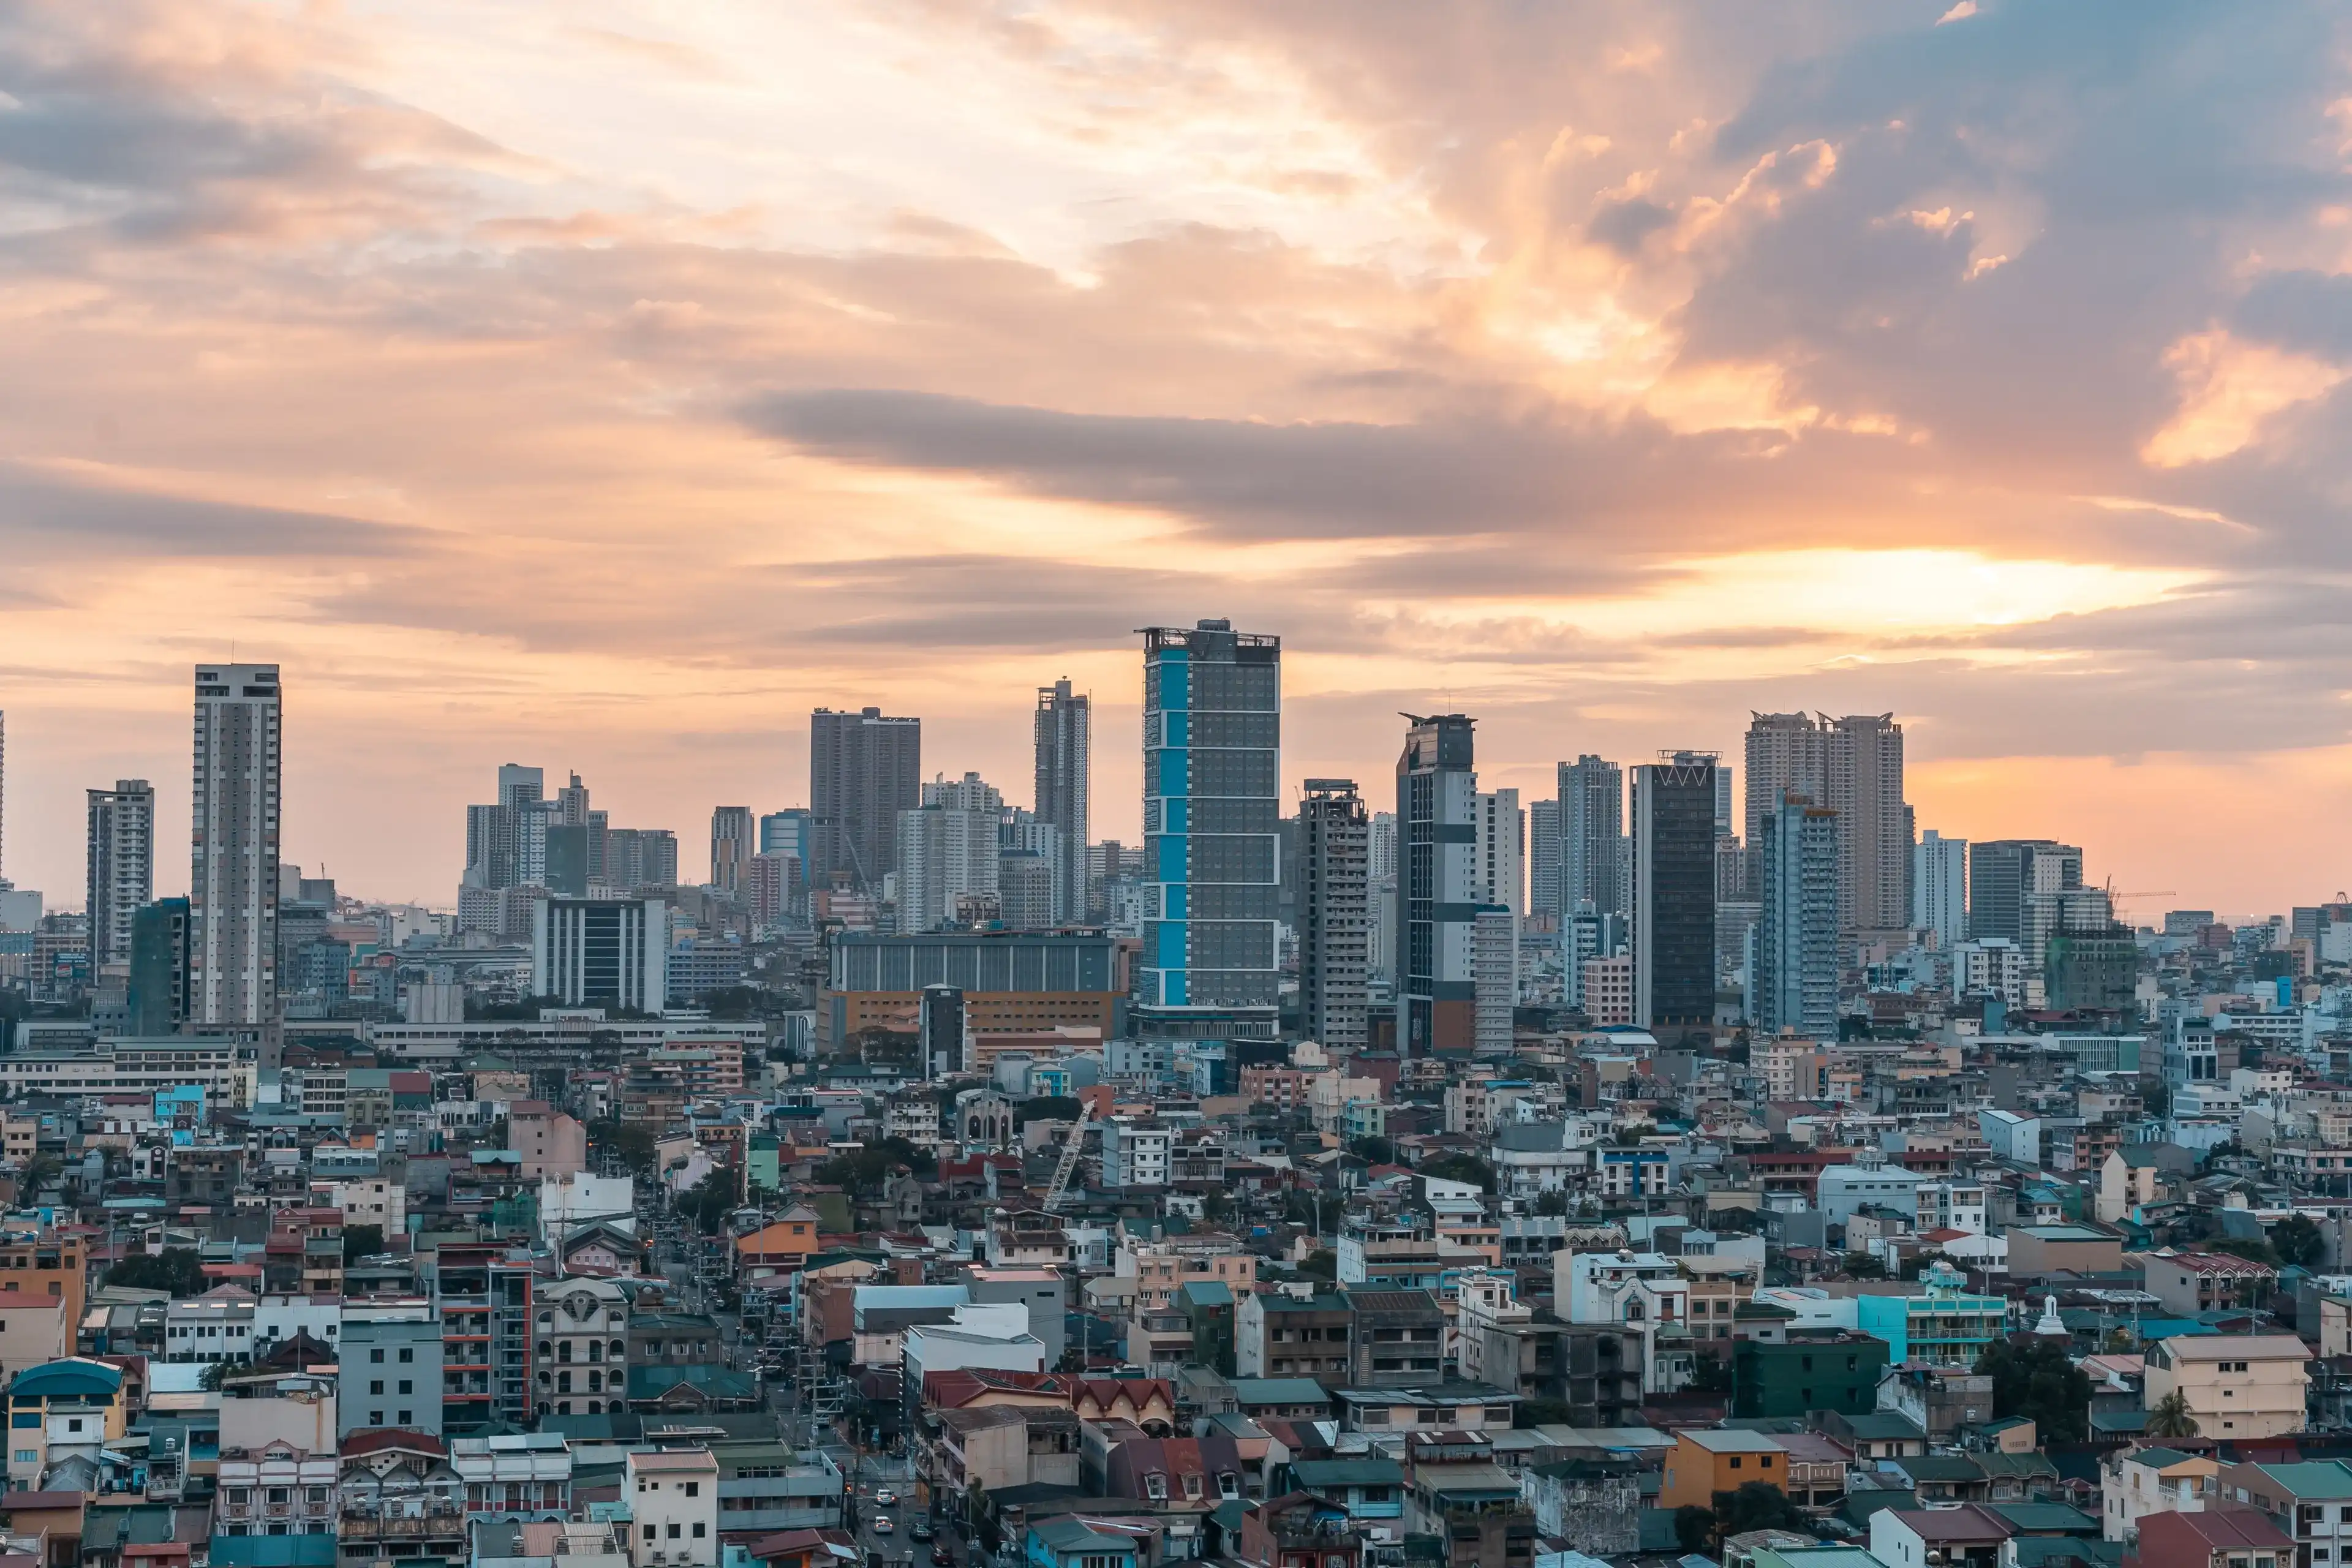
left=104, top=1249, right=206, bottom=1296
left=813, top=1136, right=935, bottom=1199
left=200, top=1361, right=230, bottom=1390
left=1348, top=1135, right=1396, bottom=1166
left=21, top=1153, right=61, bottom=1195
left=1840, top=1251, right=1887, bottom=1280
left=2272, top=1215, right=2326, bottom=1269
left=1673, top=1506, right=1716, bottom=1554
left=1300, top=1250, right=1336, bottom=1280
left=1419, top=1153, right=1498, bottom=1195
left=679, top=1167, right=742, bottom=1234
left=1977, top=1337, right=2094, bottom=1443
left=1688, top=1351, right=1732, bottom=1393
left=587, top=1120, right=656, bottom=1175
left=343, top=1224, right=384, bottom=1264
left=2146, top=1389, right=2200, bottom=1440
left=1012, top=1096, right=1081, bottom=1128
left=1531, top=1191, right=1571, bottom=1217
left=2208, top=1236, right=2279, bottom=1267
left=1713, top=1481, right=1806, bottom=1537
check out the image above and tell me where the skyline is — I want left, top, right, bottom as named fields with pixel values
left=4, top=2, right=2352, bottom=913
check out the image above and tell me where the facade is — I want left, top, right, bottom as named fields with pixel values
left=1732, top=1333, right=1890, bottom=1419
left=1659, top=1428, right=1787, bottom=1510
left=1914, top=830, right=1967, bottom=947
left=1528, top=798, right=1562, bottom=919
left=341, top=1309, right=445, bottom=1438
left=1472, top=907, right=1515, bottom=1054
left=897, top=773, right=1004, bottom=933
left=1297, top=780, right=1372, bottom=1052
left=1397, top=714, right=1478, bottom=1057
left=1830, top=713, right=1909, bottom=933
left=1852, top=1265, right=2007, bottom=1366
left=2143, top=1335, right=2311, bottom=1439
left=810, top=706, right=921, bottom=892
left=1137, top=619, right=1282, bottom=1038
left=1968, top=840, right=2082, bottom=946
left=2105, top=1447, right=2218, bottom=1544
left=1474, top=790, right=1523, bottom=916
left=1754, top=793, right=1840, bottom=1038
left=535, top=1276, right=630, bottom=1417
left=626, top=1447, right=718, bottom=1568
left=128, top=895, right=192, bottom=1035
left=821, top=930, right=1124, bottom=1049
left=191, top=662, right=282, bottom=1027
left=1632, top=752, right=1719, bottom=1042
left=532, top=898, right=668, bottom=1011
left=709, top=806, right=754, bottom=896
left=1558, top=756, right=1624, bottom=918
left=85, top=779, right=155, bottom=969
left=1033, top=677, right=1091, bottom=925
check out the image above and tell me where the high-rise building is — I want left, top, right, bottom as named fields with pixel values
left=999, top=808, right=1067, bottom=924
left=746, top=853, right=794, bottom=925
left=1968, top=839, right=2081, bottom=948
left=190, top=663, right=281, bottom=1027
left=1528, top=798, right=1563, bottom=919
left=127, top=896, right=190, bottom=1035
left=1033, top=678, right=1091, bottom=927
left=1914, top=831, right=1968, bottom=948
left=1474, top=788, right=1523, bottom=917
left=85, top=779, right=156, bottom=968
left=1744, top=712, right=1910, bottom=933
left=1396, top=713, right=1478, bottom=1057
left=1297, top=779, right=1371, bottom=1052
left=1753, top=793, right=1840, bottom=1039
left=1632, top=751, right=1718, bottom=1042
left=1743, top=714, right=1829, bottom=846
left=1713, top=767, right=1736, bottom=840
left=997, top=849, right=1055, bottom=931
left=0, top=709, right=7, bottom=886
left=810, top=707, right=921, bottom=892
left=1558, top=757, right=1624, bottom=917
left=531, top=897, right=667, bottom=1010
left=760, top=808, right=812, bottom=865
left=1137, top=619, right=1282, bottom=1039
left=1368, top=810, right=1399, bottom=989
left=710, top=805, right=755, bottom=895
left=1472, top=906, right=1516, bottom=1054
left=897, top=772, right=1003, bottom=932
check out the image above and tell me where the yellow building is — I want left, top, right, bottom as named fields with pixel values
left=6, top=1358, right=126, bottom=1488
left=1660, top=1428, right=1786, bottom=1510
left=2143, top=1333, right=2312, bottom=1439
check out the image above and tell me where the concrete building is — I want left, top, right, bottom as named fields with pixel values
left=85, top=780, right=155, bottom=970
left=340, top=1305, right=444, bottom=1438
left=2143, top=1336, right=2312, bottom=1439
left=1472, top=907, right=1516, bottom=1053
left=1754, top=792, right=1840, bottom=1039
left=1633, top=752, right=1719, bottom=1044
left=625, top=1447, right=718, bottom=1568
left=1297, top=780, right=1372, bottom=1052
left=1397, top=714, right=1479, bottom=1057
left=896, top=773, right=1004, bottom=933
left=191, top=663, right=282, bottom=1027
left=1474, top=789, right=1523, bottom=917
left=1033, top=677, right=1091, bottom=925
left=1528, top=798, right=1562, bottom=920
left=1558, top=758, right=1624, bottom=918
left=535, top=1276, right=630, bottom=1418
left=1968, top=840, right=2081, bottom=948
left=1136, top=619, right=1283, bottom=1041
left=1914, top=830, right=1967, bottom=948
left=810, top=706, right=921, bottom=892
left=709, top=806, right=754, bottom=897
left=532, top=898, right=667, bottom=1011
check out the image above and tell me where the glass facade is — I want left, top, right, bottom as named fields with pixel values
left=1138, top=620, right=1281, bottom=1036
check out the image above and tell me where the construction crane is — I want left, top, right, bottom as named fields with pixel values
left=1042, top=1099, right=1095, bottom=1213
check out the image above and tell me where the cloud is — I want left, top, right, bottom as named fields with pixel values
left=2141, top=330, right=2348, bottom=467
left=0, top=462, right=422, bottom=558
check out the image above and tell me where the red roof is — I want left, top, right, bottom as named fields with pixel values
left=2161, top=1251, right=2277, bottom=1276
left=0, top=1493, right=83, bottom=1511
left=337, top=1428, right=447, bottom=1459
left=1887, top=1504, right=2013, bottom=1544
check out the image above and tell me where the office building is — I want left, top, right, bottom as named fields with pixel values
left=896, top=775, right=1003, bottom=934
left=995, top=850, right=1053, bottom=930
left=1396, top=713, right=1478, bottom=1056
left=821, top=929, right=1126, bottom=1049
left=1474, top=788, right=1523, bottom=916
left=532, top=898, right=668, bottom=1011
left=604, top=827, right=679, bottom=891
left=998, top=807, right=1066, bottom=924
left=191, top=663, right=281, bottom=1027
left=1632, top=752, right=1718, bottom=1042
left=1754, top=793, right=1840, bottom=1038
left=1745, top=712, right=1910, bottom=933
left=760, top=808, right=812, bottom=865
left=1969, top=839, right=2082, bottom=947
left=1297, top=780, right=1371, bottom=1052
left=709, top=806, right=754, bottom=895
left=1136, top=619, right=1282, bottom=1039
left=1558, top=757, right=1624, bottom=917
left=128, top=897, right=191, bottom=1035
left=1528, top=798, right=1562, bottom=919
left=810, top=706, right=921, bottom=892
left=1914, top=830, right=1967, bottom=947
left=85, top=780, right=155, bottom=968
left=1033, top=678, right=1091, bottom=926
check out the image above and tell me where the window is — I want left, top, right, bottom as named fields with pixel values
left=693, top=1525, right=706, bottom=1539
left=398, top=1348, right=414, bottom=1363
left=371, top=1381, right=385, bottom=1395
left=398, top=1411, right=411, bottom=1424
left=370, top=1349, right=385, bottom=1363
left=668, top=1524, right=682, bottom=1539
left=684, top=1482, right=698, bottom=1497
left=398, top=1381, right=412, bottom=1395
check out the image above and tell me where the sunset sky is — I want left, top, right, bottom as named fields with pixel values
left=4, top=1, right=2351, bottom=918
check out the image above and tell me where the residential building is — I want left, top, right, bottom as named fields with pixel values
left=1915, top=830, right=1967, bottom=947
left=1474, top=789, right=1523, bottom=916
left=1297, top=780, right=1372, bottom=1052
left=626, top=1448, right=718, bottom=1568
left=1968, top=840, right=2082, bottom=948
left=2124, top=1507, right=2293, bottom=1568
left=810, top=706, right=921, bottom=892
left=896, top=773, right=1003, bottom=933
left=1034, top=677, right=1091, bottom=924
left=454, top=1433, right=573, bottom=1524
left=165, top=1285, right=257, bottom=1363
left=1632, top=752, right=1718, bottom=1043
left=191, top=663, right=282, bottom=1027
left=1659, top=1428, right=1787, bottom=1510
left=2217, top=1460, right=2352, bottom=1564
left=1342, top=1288, right=1446, bottom=1386
left=709, top=806, right=754, bottom=897
left=3, top=1359, right=126, bottom=1490
left=532, top=898, right=667, bottom=1011
left=217, top=1439, right=337, bottom=1539
left=1732, top=1332, right=1890, bottom=1419
left=1754, top=791, right=1839, bottom=1038
left=1472, top=907, right=1515, bottom=1054
left=534, top=1276, right=629, bottom=1418
left=1559, top=757, right=1624, bottom=918
left=1136, top=619, right=1283, bottom=1040
left=1393, top=713, right=1479, bottom=1056
left=340, top=1308, right=443, bottom=1438
left=1236, top=1289, right=1352, bottom=1381
left=85, top=780, right=155, bottom=969
left=2139, top=1253, right=2279, bottom=1319
left=2105, top=1447, right=2218, bottom=1544
left=1528, top=797, right=1562, bottom=919
left=1852, top=1263, right=2005, bottom=1367
left=2143, top=1335, right=2311, bottom=1440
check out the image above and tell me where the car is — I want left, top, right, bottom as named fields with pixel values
left=871, top=1518, right=893, bottom=1536
left=931, top=1548, right=953, bottom=1567
left=910, top=1521, right=933, bottom=1542
left=874, top=1490, right=897, bottom=1507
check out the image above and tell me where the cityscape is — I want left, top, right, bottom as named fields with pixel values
left=4, top=10, right=2352, bottom=1568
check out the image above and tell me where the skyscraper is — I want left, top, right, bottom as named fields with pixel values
left=86, top=779, right=156, bottom=969
left=810, top=706, right=921, bottom=892
left=710, top=805, right=755, bottom=895
left=1528, top=798, right=1562, bottom=919
left=897, top=772, right=1003, bottom=932
left=1474, top=788, right=1523, bottom=916
left=1828, top=713, right=1909, bottom=932
left=1137, top=619, right=1281, bottom=1039
left=1033, top=677, right=1091, bottom=927
left=1631, top=750, right=1717, bottom=1042
left=1968, top=839, right=2081, bottom=946
left=1297, top=779, right=1371, bottom=1052
left=1368, top=810, right=1398, bottom=987
left=1396, top=713, right=1478, bottom=1057
left=0, top=709, right=7, bottom=886
left=1754, top=792, right=1840, bottom=1039
left=1913, top=830, right=1967, bottom=947
left=1743, top=714, right=1829, bottom=846
left=128, top=896, right=190, bottom=1035
left=1558, top=757, right=1625, bottom=917
left=190, top=663, right=281, bottom=1027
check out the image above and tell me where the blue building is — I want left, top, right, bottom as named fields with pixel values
left=1853, top=1262, right=2007, bottom=1366
left=1028, top=1517, right=1141, bottom=1568
left=1137, top=619, right=1282, bottom=1041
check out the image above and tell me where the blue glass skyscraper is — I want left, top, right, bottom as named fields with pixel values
left=1137, top=619, right=1281, bottom=1040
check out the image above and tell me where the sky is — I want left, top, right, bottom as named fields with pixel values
left=4, top=0, right=2352, bottom=918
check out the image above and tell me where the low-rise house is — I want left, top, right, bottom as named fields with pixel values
left=2138, top=1253, right=2279, bottom=1320
left=1659, top=1429, right=1788, bottom=1510
left=2143, top=1335, right=2312, bottom=1440
left=2124, top=1507, right=2293, bottom=1568
left=216, top=1441, right=336, bottom=1539
left=2106, top=1449, right=2220, bottom=1544
left=1869, top=1504, right=2013, bottom=1568
left=2218, top=1459, right=2352, bottom=1564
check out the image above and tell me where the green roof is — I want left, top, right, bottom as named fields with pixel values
left=1838, top=1412, right=1925, bottom=1440
left=1292, top=1458, right=1405, bottom=1488
left=10, top=1359, right=123, bottom=1399
left=1989, top=1503, right=2099, bottom=1534
left=1229, top=1378, right=1330, bottom=1406
left=2240, top=1461, right=2352, bottom=1499
left=628, top=1364, right=757, bottom=1401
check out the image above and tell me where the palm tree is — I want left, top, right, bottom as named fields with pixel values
left=2146, top=1390, right=2200, bottom=1440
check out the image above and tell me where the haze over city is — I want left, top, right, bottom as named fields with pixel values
left=5, top=1, right=2352, bottom=914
